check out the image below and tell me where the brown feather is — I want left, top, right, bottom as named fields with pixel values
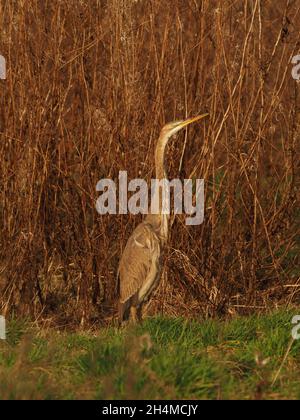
left=118, top=222, right=161, bottom=308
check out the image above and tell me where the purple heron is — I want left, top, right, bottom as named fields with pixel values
left=118, top=114, right=208, bottom=324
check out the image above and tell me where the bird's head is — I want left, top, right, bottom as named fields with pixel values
left=160, top=113, right=209, bottom=140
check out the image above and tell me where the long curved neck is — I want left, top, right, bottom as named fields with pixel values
left=145, top=130, right=170, bottom=243
left=155, top=131, right=169, bottom=180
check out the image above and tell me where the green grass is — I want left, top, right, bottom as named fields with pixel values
left=0, top=311, right=300, bottom=400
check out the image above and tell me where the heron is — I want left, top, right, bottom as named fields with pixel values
left=118, top=113, right=209, bottom=324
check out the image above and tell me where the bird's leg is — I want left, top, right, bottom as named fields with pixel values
left=130, top=306, right=138, bottom=324
left=136, top=305, right=143, bottom=323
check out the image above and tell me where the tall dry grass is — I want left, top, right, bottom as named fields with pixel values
left=0, top=0, right=299, bottom=325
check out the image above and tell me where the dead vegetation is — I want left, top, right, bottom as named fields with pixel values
left=0, top=0, right=299, bottom=325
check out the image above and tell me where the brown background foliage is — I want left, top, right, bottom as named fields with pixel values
left=0, top=0, right=299, bottom=326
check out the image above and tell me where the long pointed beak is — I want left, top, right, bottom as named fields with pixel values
left=179, top=113, right=209, bottom=129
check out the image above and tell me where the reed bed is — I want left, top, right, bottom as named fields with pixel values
left=0, top=0, right=299, bottom=325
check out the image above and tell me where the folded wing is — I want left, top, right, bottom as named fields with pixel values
left=118, top=222, right=161, bottom=308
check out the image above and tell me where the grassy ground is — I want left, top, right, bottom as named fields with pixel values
left=0, top=311, right=300, bottom=400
